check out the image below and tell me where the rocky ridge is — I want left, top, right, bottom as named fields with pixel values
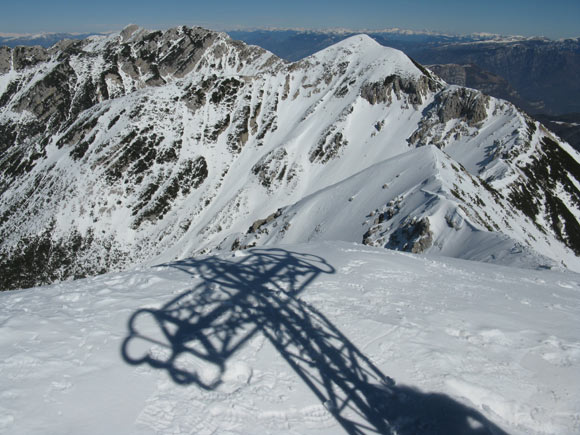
left=1, top=25, right=580, bottom=290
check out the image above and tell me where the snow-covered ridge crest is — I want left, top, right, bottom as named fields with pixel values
left=0, top=24, right=579, bottom=290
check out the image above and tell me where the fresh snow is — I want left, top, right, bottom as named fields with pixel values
left=1, top=241, right=579, bottom=434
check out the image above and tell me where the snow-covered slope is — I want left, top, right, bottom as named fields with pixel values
left=1, top=25, right=580, bottom=290
left=230, top=145, right=559, bottom=270
left=1, top=242, right=579, bottom=434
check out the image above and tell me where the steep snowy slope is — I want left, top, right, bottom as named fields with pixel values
left=230, top=146, right=559, bottom=269
left=0, top=242, right=579, bottom=434
left=1, top=25, right=580, bottom=290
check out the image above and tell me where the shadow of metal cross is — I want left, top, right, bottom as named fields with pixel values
left=122, top=249, right=339, bottom=387
left=122, top=248, right=504, bottom=434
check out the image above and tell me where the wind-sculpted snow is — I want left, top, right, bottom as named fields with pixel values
left=1, top=242, right=578, bottom=433
left=1, top=25, right=580, bottom=290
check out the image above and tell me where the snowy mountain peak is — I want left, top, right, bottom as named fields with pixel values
left=1, top=25, right=580, bottom=290
left=323, top=33, right=380, bottom=51
left=309, top=33, right=426, bottom=81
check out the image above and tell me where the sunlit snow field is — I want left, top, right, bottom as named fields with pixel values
left=1, top=241, right=578, bottom=434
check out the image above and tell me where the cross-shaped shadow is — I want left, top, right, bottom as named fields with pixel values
left=122, top=248, right=507, bottom=434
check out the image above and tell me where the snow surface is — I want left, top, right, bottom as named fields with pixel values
left=1, top=241, right=579, bottom=434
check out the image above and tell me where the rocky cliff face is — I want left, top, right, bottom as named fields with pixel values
left=1, top=26, right=579, bottom=290
left=427, top=63, right=532, bottom=113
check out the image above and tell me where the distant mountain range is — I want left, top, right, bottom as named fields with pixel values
left=226, top=28, right=554, bottom=62
left=0, top=32, right=107, bottom=48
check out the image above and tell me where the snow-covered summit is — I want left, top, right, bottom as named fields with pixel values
left=308, top=34, right=426, bottom=82
left=1, top=241, right=578, bottom=433
left=313, top=33, right=383, bottom=57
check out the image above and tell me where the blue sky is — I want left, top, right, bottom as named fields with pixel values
left=1, top=0, right=578, bottom=38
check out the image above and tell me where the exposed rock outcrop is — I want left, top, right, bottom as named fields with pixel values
left=360, top=75, right=440, bottom=107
